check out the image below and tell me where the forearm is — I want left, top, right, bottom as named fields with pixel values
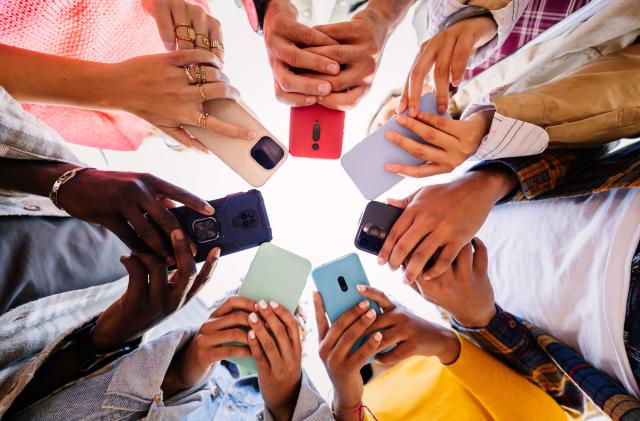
left=462, top=164, right=519, bottom=205
left=0, top=44, right=115, bottom=109
left=366, top=0, right=416, bottom=32
left=0, top=158, right=78, bottom=196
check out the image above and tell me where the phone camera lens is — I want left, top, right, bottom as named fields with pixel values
left=242, top=221, right=249, bottom=228
left=373, top=241, right=382, bottom=251
left=369, top=227, right=380, bottom=237
left=337, top=276, right=349, bottom=292
left=312, top=143, right=319, bottom=151
left=241, top=213, right=247, bottom=219
left=358, top=237, right=369, bottom=247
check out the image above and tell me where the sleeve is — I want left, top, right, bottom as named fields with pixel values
left=0, top=86, right=81, bottom=164
left=453, top=307, right=640, bottom=421
left=423, top=0, right=531, bottom=67
left=262, top=370, right=334, bottom=421
left=445, top=334, right=568, bottom=420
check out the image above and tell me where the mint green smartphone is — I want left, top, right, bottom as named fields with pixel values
left=230, top=242, right=311, bottom=374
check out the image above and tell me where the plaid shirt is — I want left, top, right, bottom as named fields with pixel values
left=459, top=139, right=640, bottom=420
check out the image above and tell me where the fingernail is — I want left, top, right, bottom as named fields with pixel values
left=356, top=284, right=366, bottom=292
left=190, top=242, right=197, bottom=256
left=305, top=96, right=316, bottom=105
left=397, top=115, right=406, bottom=124
left=438, top=105, right=445, bottom=114
left=246, top=130, right=257, bottom=139
left=248, top=330, right=256, bottom=339
left=258, top=300, right=268, bottom=310
left=313, top=291, right=320, bottom=300
left=378, top=256, right=386, bottom=265
left=317, top=96, right=324, bottom=103
left=409, top=107, right=417, bottom=116
left=318, top=83, right=331, bottom=94
left=359, top=300, right=369, bottom=309
left=269, top=300, right=279, bottom=309
left=403, top=276, right=412, bottom=285
left=212, top=247, right=221, bottom=258
left=374, top=332, right=383, bottom=342
left=453, top=78, right=461, bottom=86
left=171, top=229, right=185, bottom=241
left=423, top=273, right=432, bottom=281
left=249, top=312, right=258, bottom=323
left=327, top=63, right=340, bottom=74
left=366, top=309, right=376, bottom=319
left=164, top=41, right=176, bottom=51
left=204, top=203, right=215, bottom=214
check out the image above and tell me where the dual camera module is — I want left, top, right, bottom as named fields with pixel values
left=191, top=209, right=260, bottom=244
left=311, top=120, right=321, bottom=151
left=358, top=223, right=388, bottom=252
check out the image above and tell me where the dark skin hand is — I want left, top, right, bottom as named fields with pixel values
left=10, top=234, right=220, bottom=413
left=0, top=159, right=213, bottom=263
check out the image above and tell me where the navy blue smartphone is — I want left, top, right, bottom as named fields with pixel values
left=169, top=189, right=272, bottom=264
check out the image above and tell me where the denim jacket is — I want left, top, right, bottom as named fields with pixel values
left=11, top=328, right=333, bottom=421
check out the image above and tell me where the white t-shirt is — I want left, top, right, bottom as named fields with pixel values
left=479, top=188, right=640, bottom=397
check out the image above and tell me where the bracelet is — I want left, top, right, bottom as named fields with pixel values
left=333, top=403, right=378, bottom=421
left=440, top=6, right=493, bottom=31
left=49, top=167, right=94, bottom=211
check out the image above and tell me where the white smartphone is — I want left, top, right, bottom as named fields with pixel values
left=185, top=99, right=288, bottom=187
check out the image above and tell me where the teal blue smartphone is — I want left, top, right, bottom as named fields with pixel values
left=312, top=253, right=392, bottom=359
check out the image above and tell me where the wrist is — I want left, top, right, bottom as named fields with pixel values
left=454, top=304, right=498, bottom=328
left=365, top=0, right=413, bottom=30
left=333, top=397, right=363, bottom=421
left=266, top=377, right=301, bottom=421
left=464, top=166, right=518, bottom=204
left=436, top=329, right=462, bottom=365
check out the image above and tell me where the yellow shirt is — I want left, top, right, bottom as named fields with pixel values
left=362, top=336, right=568, bottom=421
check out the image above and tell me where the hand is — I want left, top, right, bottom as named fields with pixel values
left=92, top=233, right=219, bottom=353
left=384, top=110, right=493, bottom=177
left=246, top=300, right=303, bottom=421
left=398, top=16, right=497, bottom=115
left=142, top=0, right=224, bottom=58
left=377, top=167, right=518, bottom=282
left=313, top=292, right=382, bottom=419
left=358, top=285, right=461, bottom=365
left=306, top=8, right=391, bottom=110
left=416, top=239, right=497, bottom=328
left=162, top=296, right=257, bottom=396
left=58, top=169, right=212, bottom=263
left=262, top=0, right=340, bottom=106
left=107, top=50, right=255, bottom=152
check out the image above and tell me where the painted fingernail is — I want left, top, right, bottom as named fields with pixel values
left=171, top=229, right=185, bottom=241
left=258, top=300, right=268, bottom=310
left=423, top=273, right=432, bottom=281
left=378, top=257, right=386, bottom=265
left=359, top=300, right=369, bottom=309
left=249, top=312, right=258, bottom=323
left=248, top=330, right=256, bottom=339
left=318, top=83, right=331, bottom=94
left=366, top=309, right=376, bottom=319
left=356, top=284, right=366, bottom=292
left=246, top=130, right=257, bottom=139
left=397, top=115, right=406, bottom=124
left=269, top=300, right=279, bottom=309
left=305, top=96, right=316, bottom=105
left=374, top=332, right=383, bottom=342
left=327, top=63, right=340, bottom=74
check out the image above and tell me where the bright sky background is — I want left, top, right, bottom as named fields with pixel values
left=68, top=0, right=473, bottom=397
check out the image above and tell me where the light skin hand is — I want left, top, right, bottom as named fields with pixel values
left=398, top=16, right=497, bottom=116
left=384, top=110, right=494, bottom=178
left=248, top=300, right=303, bottom=421
left=377, top=167, right=518, bottom=282
left=415, top=238, right=497, bottom=328
left=262, top=0, right=340, bottom=106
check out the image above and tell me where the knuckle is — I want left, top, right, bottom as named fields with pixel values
left=342, top=330, right=356, bottom=343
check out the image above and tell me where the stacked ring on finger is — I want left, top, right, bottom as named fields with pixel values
left=198, top=112, right=208, bottom=128
left=198, top=84, right=207, bottom=102
left=175, top=23, right=195, bottom=43
left=195, top=33, right=210, bottom=50
left=184, top=66, right=197, bottom=84
left=210, top=40, right=224, bottom=54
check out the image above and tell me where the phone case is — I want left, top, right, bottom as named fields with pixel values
left=341, top=93, right=450, bottom=199
left=169, top=190, right=271, bottom=265
left=289, top=104, right=345, bottom=159
left=354, top=201, right=403, bottom=255
left=231, top=243, right=312, bottom=373
left=185, top=98, right=288, bottom=187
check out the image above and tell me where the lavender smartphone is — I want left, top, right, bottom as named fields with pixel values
left=354, top=201, right=403, bottom=255
left=169, top=189, right=271, bottom=264
left=341, top=93, right=450, bottom=200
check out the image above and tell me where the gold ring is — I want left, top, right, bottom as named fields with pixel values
left=198, top=64, right=207, bottom=84
left=198, top=84, right=206, bottom=102
left=198, top=112, right=208, bottom=128
left=195, top=33, right=210, bottom=50
left=175, top=24, right=195, bottom=43
left=184, top=66, right=197, bottom=84
left=210, top=40, right=224, bottom=54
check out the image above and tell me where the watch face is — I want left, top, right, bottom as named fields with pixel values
left=242, top=0, right=260, bottom=32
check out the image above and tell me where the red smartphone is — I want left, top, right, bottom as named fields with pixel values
left=289, top=104, right=345, bottom=159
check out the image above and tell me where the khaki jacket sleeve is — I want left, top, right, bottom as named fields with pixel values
left=491, top=43, right=640, bottom=148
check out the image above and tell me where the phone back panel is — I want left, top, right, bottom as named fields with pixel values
left=341, top=93, right=449, bottom=199
left=289, top=104, right=345, bottom=159
left=186, top=99, right=288, bottom=187
left=170, top=190, right=271, bottom=264
left=354, top=201, right=403, bottom=255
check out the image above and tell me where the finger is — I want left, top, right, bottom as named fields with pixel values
left=313, top=291, right=330, bottom=341
left=354, top=284, right=395, bottom=311
left=404, top=235, right=444, bottom=283
left=256, top=300, right=294, bottom=362
left=416, top=112, right=457, bottom=136
left=189, top=3, right=211, bottom=51
left=139, top=196, right=184, bottom=243
left=268, top=300, right=302, bottom=355
left=124, top=208, right=171, bottom=260
left=206, top=15, right=224, bottom=61
left=120, top=255, right=148, bottom=299
left=272, top=60, right=332, bottom=96
left=199, top=327, right=250, bottom=347
left=397, top=78, right=409, bottom=114
left=248, top=329, right=271, bottom=375
left=171, top=3, right=194, bottom=50
left=377, top=212, right=413, bottom=266
left=306, top=66, right=361, bottom=92
left=334, top=308, right=377, bottom=359
left=384, top=162, right=452, bottom=178
left=275, top=45, right=340, bottom=75
left=388, top=221, right=429, bottom=271
left=200, top=81, right=238, bottom=101
left=408, top=44, right=436, bottom=117
left=159, top=197, right=178, bottom=209
left=168, top=49, right=222, bottom=69
left=287, top=20, right=338, bottom=46
left=450, top=35, right=474, bottom=86
left=211, top=345, right=252, bottom=361
left=148, top=175, right=214, bottom=216
left=160, top=126, right=209, bottom=154
left=454, top=243, right=474, bottom=277
left=395, top=115, right=457, bottom=150
left=433, top=37, right=455, bottom=114
left=186, top=247, right=220, bottom=301
left=304, top=45, right=363, bottom=65
left=423, top=242, right=464, bottom=280
left=150, top=5, right=176, bottom=50
left=168, top=229, right=197, bottom=305
left=386, top=191, right=417, bottom=210
left=322, top=300, right=371, bottom=351
left=131, top=250, right=168, bottom=300
left=200, top=312, right=251, bottom=334
left=313, top=22, right=356, bottom=42
left=248, top=312, right=281, bottom=368
left=205, top=113, right=257, bottom=140
left=472, top=237, right=489, bottom=276
left=210, top=295, right=258, bottom=317
left=196, top=66, right=229, bottom=84
left=384, top=130, right=449, bottom=163
left=274, top=82, right=317, bottom=106
left=349, top=331, right=382, bottom=368
left=103, top=218, right=144, bottom=250
left=316, top=86, right=366, bottom=111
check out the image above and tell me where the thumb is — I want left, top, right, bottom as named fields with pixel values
left=387, top=190, right=417, bottom=209
left=120, top=255, right=148, bottom=299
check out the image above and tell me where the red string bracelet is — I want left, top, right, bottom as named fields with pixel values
left=333, top=403, right=379, bottom=421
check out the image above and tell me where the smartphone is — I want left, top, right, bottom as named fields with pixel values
left=169, top=190, right=271, bottom=265
left=312, top=253, right=392, bottom=359
left=231, top=243, right=312, bottom=373
left=185, top=99, right=288, bottom=187
left=341, top=92, right=450, bottom=199
left=289, top=104, right=345, bottom=159
left=354, top=201, right=403, bottom=255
